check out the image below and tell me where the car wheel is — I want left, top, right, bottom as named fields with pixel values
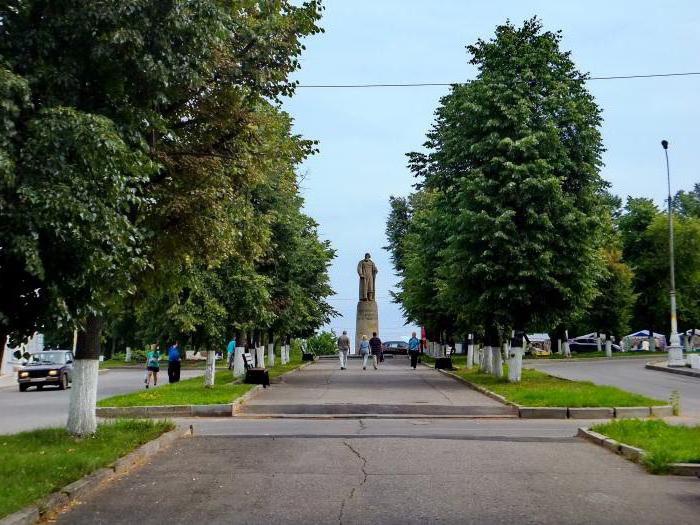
left=58, top=374, right=68, bottom=390
left=19, top=384, right=28, bottom=392
left=36, top=385, right=43, bottom=391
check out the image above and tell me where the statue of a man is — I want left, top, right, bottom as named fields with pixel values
left=357, top=253, right=378, bottom=301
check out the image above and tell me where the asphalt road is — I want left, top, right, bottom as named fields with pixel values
left=526, top=358, right=700, bottom=417
left=51, top=360, right=700, bottom=525
left=0, top=368, right=202, bottom=433
left=57, top=429, right=700, bottom=525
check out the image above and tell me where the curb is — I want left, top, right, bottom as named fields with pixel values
left=645, top=362, right=700, bottom=378
left=577, top=427, right=700, bottom=476
left=0, top=426, right=191, bottom=525
left=432, top=366, right=672, bottom=420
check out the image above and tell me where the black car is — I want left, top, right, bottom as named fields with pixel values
left=17, top=350, right=74, bottom=392
left=382, top=340, right=409, bottom=355
left=568, top=338, right=622, bottom=353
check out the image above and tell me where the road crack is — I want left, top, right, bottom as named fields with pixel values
left=338, top=440, right=368, bottom=524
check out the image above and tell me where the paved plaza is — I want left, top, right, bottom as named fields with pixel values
left=52, top=358, right=700, bottom=525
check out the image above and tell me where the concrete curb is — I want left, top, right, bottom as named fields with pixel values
left=645, top=362, right=700, bottom=378
left=577, top=427, right=700, bottom=476
left=432, top=365, right=673, bottom=420
left=0, top=427, right=190, bottom=525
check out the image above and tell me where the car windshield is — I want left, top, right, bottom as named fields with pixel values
left=29, top=352, right=65, bottom=365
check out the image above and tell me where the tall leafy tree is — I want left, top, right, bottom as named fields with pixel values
left=406, top=18, right=606, bottom=346
left=0, top=0, right=325, bottom=433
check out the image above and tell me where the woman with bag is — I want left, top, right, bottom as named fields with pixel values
left=358, top=335, right=377, bottom=370
left=145, top=348, right=161, bottom=388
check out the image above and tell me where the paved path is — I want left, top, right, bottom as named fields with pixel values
left=0, top=368, right=202, bottom=433
left=52, top=359, right=700, bottom=524
left=239, top=358, right=511, bottom=416
left=526, top=359, right=700, bottom=417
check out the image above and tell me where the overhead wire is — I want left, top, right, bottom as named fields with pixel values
left=296, top=71, right=700, bottom=89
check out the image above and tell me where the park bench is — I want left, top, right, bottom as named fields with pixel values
left=434, top=345, right=453, bottom=370
left=243, top=352, right=270, bottom=388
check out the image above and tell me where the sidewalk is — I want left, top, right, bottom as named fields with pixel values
left=237, top=357, right=511, bottom=417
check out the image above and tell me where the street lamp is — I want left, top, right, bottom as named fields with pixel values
left=661, top=140, right=685, bottom=366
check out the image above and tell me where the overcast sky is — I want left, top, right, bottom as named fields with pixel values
left=282, top=0, right=700, bottom=344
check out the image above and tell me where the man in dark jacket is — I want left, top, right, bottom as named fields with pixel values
left=369, top=332, right=383, bottom=365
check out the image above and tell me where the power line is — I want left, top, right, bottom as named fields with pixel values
left=297, top=71, right=700, bottom=89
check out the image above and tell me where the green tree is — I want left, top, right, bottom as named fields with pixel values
left=406, top=18, right=606, bottom=348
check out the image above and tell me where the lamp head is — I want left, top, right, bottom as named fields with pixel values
left=661, top=140, right=669, bottom=150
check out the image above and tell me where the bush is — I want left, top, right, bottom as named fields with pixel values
left=306, top=331, right=337, bottom=355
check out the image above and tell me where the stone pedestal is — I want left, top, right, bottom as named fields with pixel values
left=355, top=300, right=379, bottom=353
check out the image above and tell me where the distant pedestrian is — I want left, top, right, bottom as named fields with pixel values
left=408, top=332, right=420, bottom=369
left=145, top=348, right=161, bottom=388
left=167, top=342, right=181, bottom=383
left=369, top=332, right=383, bottom=364
left=226, top=337, right=237, bottom=370
left=337, top=330, right=351, bottom=369
left=358, top=335, right=376, bottom=370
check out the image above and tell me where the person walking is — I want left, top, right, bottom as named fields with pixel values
left=369, top=332, right=383, bottom=365
left=167, top=341, right=181, bottom=383
left=226, top=337, right=237, bottom=370
left=337, top=330, right=351, bottom=370
left=145, top=347, right=161, bottom=388
left=358, top=335, right=376, bottom=370
left=408, top=332, right=420, bottom=369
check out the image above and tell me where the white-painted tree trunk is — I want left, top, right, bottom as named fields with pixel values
left=233, top=346, right=245, bottom=378
left=125, top=346, right=131, bottom=363
left=596, top=335, right=602, bottom=353
left=67, top=359, right=99, bottom=436
left=455, top=343, right=463, bottom=354
left=492, top=345, right=504, bottom=377
left=605, top=339, right=612, bottom=358
left=483, top=346, right=493, bottom=373
left=267, top=343, right=275, bottom=367
left=204, top=350, right=215, bottom=387
left=467, top=341, right=474, bottom=368
left=507, top=345, right=524, bottom=382
left=563, top=340, right=571, bottom=357
left=256, top=346, right=265, bottom=368
left=557, top=339, right=562, bottom=354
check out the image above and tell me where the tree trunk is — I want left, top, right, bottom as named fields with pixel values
left=507, top=331, right=524, bottom=382
left=0, top=329, right=8, bottom=377
left=204, top=349, right=215, bottom=387
left=67, top=315, right=102, bottom=436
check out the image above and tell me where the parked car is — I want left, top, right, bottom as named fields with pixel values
left=568, top=338, right=621, bottom=353
left=382, top=340, right=409, bottom=355
left=17, top=350, right=74, bottom=392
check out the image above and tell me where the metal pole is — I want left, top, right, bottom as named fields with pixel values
left=662, top=140, right=684, bottom=366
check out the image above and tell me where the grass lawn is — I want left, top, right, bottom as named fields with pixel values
left=450, top=366, right=664, bottom=408
left=97, top=370, right=254, bottom=407
left=592, top=419, right=700, bottom=473
left=100, top=358, right=211, bottom=369
left=98, top=348, right=305, bottom=408
left=0, top=419, right=173, bottom=518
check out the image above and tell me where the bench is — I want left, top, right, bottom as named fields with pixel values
left=243, top=353, right=270, bottom=388
left=435, top=345, right=453, bottom=370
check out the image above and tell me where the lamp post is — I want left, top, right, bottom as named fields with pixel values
left=661, top=140, right=685, bottom=366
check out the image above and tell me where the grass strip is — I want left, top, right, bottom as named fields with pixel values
left=0, top=419, right=173, bottom=518
left=98, top=348, right=305, bottom=408
left=97, top=370, right=254, bottom=407
left=447, top=365, right=663, bottom=408
left=592, top=419, right=700, bottom=473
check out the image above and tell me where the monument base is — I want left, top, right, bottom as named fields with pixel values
left=355, top=300, right=379, bottom=353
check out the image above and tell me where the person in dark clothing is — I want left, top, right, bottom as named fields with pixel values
left=408, top=332, right=420, bottom=369
left=369, top=332, right=383, bottom=365
left=167, top=341, right=181, bottom=383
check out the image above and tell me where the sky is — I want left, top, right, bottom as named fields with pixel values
left=282, top=0, right=700, bottom=345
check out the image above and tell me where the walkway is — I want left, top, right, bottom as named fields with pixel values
left=238, top=357, right=513, bottom=417
left=55, top=358, right=700, bottom=524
